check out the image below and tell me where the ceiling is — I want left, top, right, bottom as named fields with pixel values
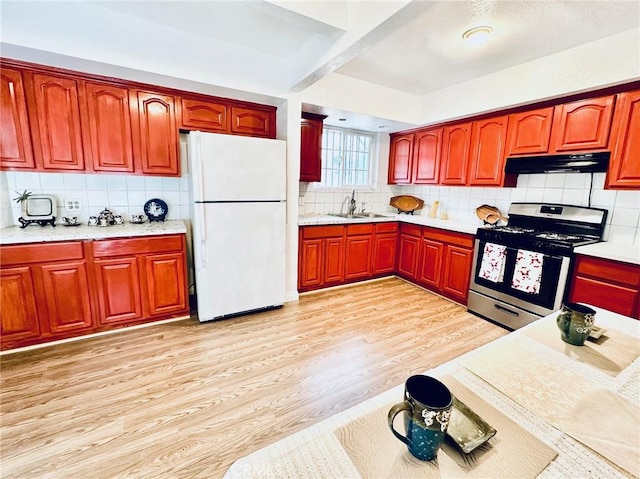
left=336, top=0, right=639, bottom=96
left=2, top=0, right=639, bottom=131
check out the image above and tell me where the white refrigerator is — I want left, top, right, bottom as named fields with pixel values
left=188, top=131, right=287, bottom=322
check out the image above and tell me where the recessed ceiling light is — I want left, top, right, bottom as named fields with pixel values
left=462, top=25, right=493, bottom=45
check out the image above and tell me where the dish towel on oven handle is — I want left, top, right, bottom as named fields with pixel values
left=512, top=249, right=544, bottom=294
left=479, top=243, right=507, bottom=283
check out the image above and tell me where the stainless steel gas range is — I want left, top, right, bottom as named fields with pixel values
left=467, top=202, right=608, bottom=330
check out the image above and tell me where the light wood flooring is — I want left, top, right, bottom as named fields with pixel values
left=1, top=278, right=507, bottom=479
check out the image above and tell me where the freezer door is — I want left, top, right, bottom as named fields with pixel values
left=189, top=131, right=286, bottom=201
left=193, top=201, right=286, bottom=321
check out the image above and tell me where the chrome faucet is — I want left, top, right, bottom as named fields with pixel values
left=349, top=189, right=357, bottom=215
left=339, top=196, right=350, bottom=215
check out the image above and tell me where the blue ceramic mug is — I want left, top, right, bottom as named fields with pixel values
left=387, top=375, right=453, bottom=461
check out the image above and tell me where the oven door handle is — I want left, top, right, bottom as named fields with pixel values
left=494, top=304, right=520, bottom=317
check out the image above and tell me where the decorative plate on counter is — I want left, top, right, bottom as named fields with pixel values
left=390, top=195, right=424, bottom=214
left=144, top=198, right=168, bottom=222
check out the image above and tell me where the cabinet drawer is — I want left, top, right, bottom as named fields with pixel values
left=399, top=223, right=421, bottom=237
left=301, top=225, right=344, bottom=239
left=375, top=222, right=398, bottom=234
left=1, top=241, right=84, bottom=266
left=92, top=234, right=184, bottom=257
left=347, top=223, right=373, bottom=235
left=571, top=276, right=637, bottom=317
left=574, top=256, right=640, bottom=287
left=422, top=228, right=474, bottom=249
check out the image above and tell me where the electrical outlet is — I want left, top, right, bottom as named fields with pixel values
left=298, top=197, right=305, bottom=207
left=65, top=198, right=82, bottom=212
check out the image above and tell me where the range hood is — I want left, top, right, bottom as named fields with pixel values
left=505, top=152, right=610, bottom=174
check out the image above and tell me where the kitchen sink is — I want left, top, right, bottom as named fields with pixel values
left=328, top=213, right=362, bottom=219
left=328, top=212, right=389, bottom=219
left=357, top=213, right=389, bottom=218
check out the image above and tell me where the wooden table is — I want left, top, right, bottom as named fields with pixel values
left=224, top=307, right=640, bottom=478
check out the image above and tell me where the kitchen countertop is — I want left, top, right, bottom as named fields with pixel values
left=574, top=241, right=640, bottom=266
left=298, top=213, right=481, bottom=235
left=300, top=214, right=640, bottom=265
left=0, top=220, right=187, bottom=245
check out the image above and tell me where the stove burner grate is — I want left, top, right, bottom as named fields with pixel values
left=535, top=232, right=582, bottom=241
left=495, top=226, right=535, bottom=234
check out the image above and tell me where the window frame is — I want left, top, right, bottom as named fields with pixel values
left=316, top=126, right=378, bottom=190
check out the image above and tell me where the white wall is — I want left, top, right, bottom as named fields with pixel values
left=282, top=94, right=302, bottom=303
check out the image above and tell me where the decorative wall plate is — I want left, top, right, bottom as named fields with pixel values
left=390, top=195, right=424, bottom=214
left=144, top=198, right=168, bottom=222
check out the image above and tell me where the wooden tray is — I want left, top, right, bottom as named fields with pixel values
left=390, top=195, right=424, bottom=214
left=476, top=204, right=508, bottom=225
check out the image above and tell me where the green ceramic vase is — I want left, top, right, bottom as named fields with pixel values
left=556, top=302, right=596, bottom=346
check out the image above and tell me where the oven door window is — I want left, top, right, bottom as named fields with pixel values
left=474, top=241, right=564, bottom=310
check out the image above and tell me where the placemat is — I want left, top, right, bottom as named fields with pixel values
left=334, top=376, right=558, bottom=479
left=522, top=318, right=640, bottom=376
left=463, top=337, right=640, bottom=478
left=554, top=389, right=640, bottom=479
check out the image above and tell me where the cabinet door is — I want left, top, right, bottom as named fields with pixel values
left=324, top=237, right=345, bottom=284
left=300, top=114, right=325, bottom=182
left=39, top=261, right=93, bottom=333
left=344, top=235, right=372, bottom=281
left=0, top=266, right=41, bottom=344
left=83, top=82, right=135, bottom=173
left=1, top=68, right=35, bottom=169
left=388, top=133, right=414, bottom=184
left=418, top=238, right=443, bottom=290
left=397, top=234, right=420, bottom=281
left=468, top=116, right=508, bottom=186
left=180, top=98, right=228, bottom=132
left=440, top=122, right=471, bottom=185
left=413, top=128, right=441, bottom=184
left=93, top=256, right=143, bottom=325
left=506, top=107, right=554, bottom=156
left=441, top=245, right=473, bottom=304
left=144, top=252, right=188, bottom=317
left=299, top=238, right=324, bottom=290
left=607, top=90, right=640, bottom=189
left=28, top=73, right=85, bottom=171
left=230, top=106, right=275, bottom=138
left=132, top=90, right=179, bottom=176
left=550, top=96, right=615, bottom=153
left=373, top=233, right=397, bottom=275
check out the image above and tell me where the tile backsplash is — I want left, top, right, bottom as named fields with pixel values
left=299, top=172, right=640, bottom=246
left=1, top=171, right=192, bottom=228
left=2, top=167, right=639, bottom=247
left=0, top=136, right=192, bottom=230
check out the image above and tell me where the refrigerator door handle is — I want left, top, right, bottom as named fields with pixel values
left=199, top=204, right=207, bottom=268
left=191, top=133, right=207, bottom=268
